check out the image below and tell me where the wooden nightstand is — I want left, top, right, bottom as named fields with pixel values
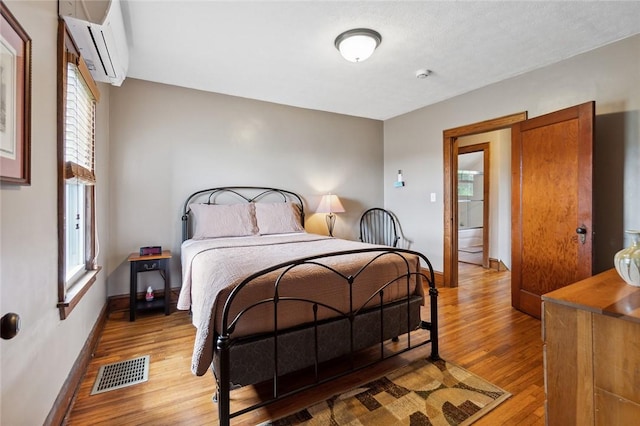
left=128, top=250, right=172, bottom=321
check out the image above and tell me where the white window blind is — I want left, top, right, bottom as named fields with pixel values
left=65, top=63, right=96, bottom=184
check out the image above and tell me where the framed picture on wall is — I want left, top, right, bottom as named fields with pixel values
left=0, top=2, right=31, bottom=185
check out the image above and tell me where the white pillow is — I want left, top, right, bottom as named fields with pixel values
left=255, top=202, right=304, bottom=235
left=190, top=203, right=257, bottom=239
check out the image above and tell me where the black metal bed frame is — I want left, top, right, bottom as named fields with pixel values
left=180, top=187, right=439, bottom=426
left=182, top=186, right=305, bottom=242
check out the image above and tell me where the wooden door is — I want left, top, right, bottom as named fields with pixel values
left=511, top=101, right=594, bottom=318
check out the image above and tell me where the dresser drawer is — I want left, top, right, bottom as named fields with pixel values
left=133, top=258, right=166, bottom=273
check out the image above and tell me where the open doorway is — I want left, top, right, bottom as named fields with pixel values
left=442, top=112, right=528, bottom=288
left=457, top=144, right=489, bottom=268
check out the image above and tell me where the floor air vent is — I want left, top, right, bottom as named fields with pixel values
left=91, top=355, right=150, bottom=395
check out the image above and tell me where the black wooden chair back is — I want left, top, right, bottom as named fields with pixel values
left=359, top=208, right=400, bottom=247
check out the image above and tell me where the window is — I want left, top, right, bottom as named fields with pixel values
left=65, top=182, right=85, bottom=283
left=57, top=20, right=101, bottom=319
left=457, top=170, right=477, bottom=198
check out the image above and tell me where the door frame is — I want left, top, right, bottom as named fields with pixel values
left=458, top=143, right=490, bottom=268
left=443, top=112, right=528, bottom=287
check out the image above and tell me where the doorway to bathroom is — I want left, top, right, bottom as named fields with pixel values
left=457, top=143, right=489, bottom=267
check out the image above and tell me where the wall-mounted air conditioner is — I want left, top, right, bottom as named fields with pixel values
left=60, top=0, right=129, bottom=86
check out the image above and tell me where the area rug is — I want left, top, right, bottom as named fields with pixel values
left=262, top=358, right=510, bottom=426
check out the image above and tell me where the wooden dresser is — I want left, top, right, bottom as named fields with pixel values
left=542, top=269, right=640, bottom=425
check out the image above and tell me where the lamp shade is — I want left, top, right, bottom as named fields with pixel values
left=316, top=194, right=345, bottom=214
left=334, top=29, right=381, bottom=63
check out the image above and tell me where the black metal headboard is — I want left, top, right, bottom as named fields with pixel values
left=181, top=186, right=305, bottom=241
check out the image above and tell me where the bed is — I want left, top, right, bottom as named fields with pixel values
left=178, top=186, right=439, bottom=425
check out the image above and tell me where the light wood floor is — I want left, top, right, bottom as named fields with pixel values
left=65, top=264, right=545, bottom=425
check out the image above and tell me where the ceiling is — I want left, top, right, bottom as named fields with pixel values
left=121, top=1, right=640, bottom=120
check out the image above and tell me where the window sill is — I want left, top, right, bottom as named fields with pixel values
left=57, top=266, right=102, bottom=320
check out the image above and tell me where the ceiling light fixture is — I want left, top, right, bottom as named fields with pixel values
left=334, top=28, right=382, bottom=63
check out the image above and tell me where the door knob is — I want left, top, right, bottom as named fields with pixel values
left=1, top=312, right=21, bottom=340
left=576, top=225, right=587, bottom=244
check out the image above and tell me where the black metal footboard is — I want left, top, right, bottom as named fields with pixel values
left=214, top=248, right=439, bottom=425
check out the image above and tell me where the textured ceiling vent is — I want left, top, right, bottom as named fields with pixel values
left=91, top=355, right=150, bottom=395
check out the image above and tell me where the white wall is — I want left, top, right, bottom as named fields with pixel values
left=0, top=1, right=111, bottom=425
left=106, top=79, right=384, bottom=296
left=384, top=34, right=640, bottom=273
